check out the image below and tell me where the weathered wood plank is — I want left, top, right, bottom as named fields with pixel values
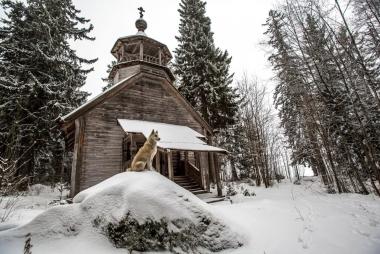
left=155, top=151, right=161, bottom=173
left=167, top=150, right=173, bottom=180
left=78, top=77, right=205, bottom=191
left=70, top=117, right=85, bottom=197
left=214, top=153, right=223, bottom=197
left=208, top=152, right=216, bottom=184
left=200, top=152, right=210, bottom=192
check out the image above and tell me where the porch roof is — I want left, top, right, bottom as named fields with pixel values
left=117, top=119, right=226, bottom=153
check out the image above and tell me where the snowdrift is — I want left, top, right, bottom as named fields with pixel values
left=0, top=171, right=242, bottom=253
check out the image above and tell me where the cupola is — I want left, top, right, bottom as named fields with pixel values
left=109, top=7, right=173, bottom=83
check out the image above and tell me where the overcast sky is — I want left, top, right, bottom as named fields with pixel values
left=70, top=0, right=277, bottom=99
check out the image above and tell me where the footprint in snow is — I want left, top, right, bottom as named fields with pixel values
left=297, top=237, right=309, bottom=249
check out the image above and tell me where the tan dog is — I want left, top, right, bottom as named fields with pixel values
left=129, top=130, right=160, bottom=171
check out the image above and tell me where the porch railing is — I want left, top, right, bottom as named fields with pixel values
left=119, top=53, right=160, bottom=65
left=143, top=54, right=160, bottom=65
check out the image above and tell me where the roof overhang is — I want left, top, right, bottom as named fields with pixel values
left=60, top=73, right=140, bottom=124
left=118, top=119, right=226, bottom=153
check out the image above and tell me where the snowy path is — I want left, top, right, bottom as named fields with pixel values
left=214, top=179, right=380, bottom=254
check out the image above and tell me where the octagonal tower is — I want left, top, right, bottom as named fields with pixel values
left=109, top=9, right=173, bottom=83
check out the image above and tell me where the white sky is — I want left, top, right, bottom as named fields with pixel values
left=70, top=0, right=277, bottom=98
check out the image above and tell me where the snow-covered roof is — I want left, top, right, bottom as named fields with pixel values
left=118, top=119, right=226, bottom=153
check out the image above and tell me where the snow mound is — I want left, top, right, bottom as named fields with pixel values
left=0, top=171, right=242, bottom=253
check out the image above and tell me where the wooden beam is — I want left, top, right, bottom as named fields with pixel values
left=129, top=42, right=140, bottom=54
left=214, top=153, right=223, bottom=197
left=201, top=152, right=210, bottom=192
left=139, top=40, right=143, bottom=60
left=121, top=45, right=125, bottom=60
left=195, top=152, right=205, bottom=189
left=208, top=152, right=216, bottom=184
left=70, top=116, right=85, bottom=197
left=162, top=150, right=167, bottom=177
left=167, top=150, right=174, bottom=180
left=158, top=48, right=162, bottom=65
left=155, top=151, right=161, bottom=173
left=184, top=151, right=189, bottom=176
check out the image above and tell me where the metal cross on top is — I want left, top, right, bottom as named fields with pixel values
left=138, top=7, right=145, bottom=18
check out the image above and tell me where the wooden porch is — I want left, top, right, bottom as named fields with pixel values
left=121, top=131, right=224, bottom=197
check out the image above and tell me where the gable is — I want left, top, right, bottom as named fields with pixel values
left=61, top=66, right=211, bottom=134
left=85, top=74, right=205, bottom=134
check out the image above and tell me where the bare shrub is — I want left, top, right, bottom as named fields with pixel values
left=0, top=157, right=27, bottom=195
left=0, top=156, right=27, bottom=222
left=0, top=195, right=19, bottom=222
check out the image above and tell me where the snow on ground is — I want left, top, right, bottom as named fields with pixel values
left=214, top=178, right=380, bottom=254
left=0, top=171, right=241, bottom=254
left=0, top=184, right=68, bottom=231
left=0, top=175, right=379, bottom=254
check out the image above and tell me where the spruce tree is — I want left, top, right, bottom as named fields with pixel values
left=264, top=1, right=380, bottom=195
left=173, top=0, right=239, bottom=130
left=0, top=0, right=96, bottom=184
left=102, top=60, right=116, bottom=91
left=218, top=116, right=252, bottom=181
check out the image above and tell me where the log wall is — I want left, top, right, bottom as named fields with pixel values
left=78, top=75, right=204, bottom=192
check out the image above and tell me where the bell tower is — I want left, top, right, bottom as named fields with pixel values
left=109, top=7, right=173, bottom=83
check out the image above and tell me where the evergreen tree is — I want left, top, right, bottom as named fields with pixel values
left=102, top=60, right=116, bottom=91
left=222, top=117, right=254, bottom=181
left=264, top=10, right=313, bottom=173
left=264, top=0, right=380, bottom=195
left=173, top=0, right=239, bottom=130
left=0, top=0, right=96, bottom=184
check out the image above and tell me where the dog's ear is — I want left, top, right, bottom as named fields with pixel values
left=155, top=130, right=158, bottom=135
left=150, top=129, right=155, bottom=135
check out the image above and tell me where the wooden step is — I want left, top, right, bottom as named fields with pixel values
left=175, top=179, right=197, bottom=183
left=180, top=184, right=200, bottom=189
left=173, top=175, right=206, bottom=195
left=192, top=190, right=208, bottom=195
left=176, top=184, right=198, bottom=188
left=173, top=176, right=188, bottom=180
left=174, top=179, right=195, bottom=183
left=179, top=185, right=202, bottom=191
left=177, top=182, right=200, bottom=188
left=178, top=184, right=204, bottom=194
left=186, top=186, right=202, bottom=190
